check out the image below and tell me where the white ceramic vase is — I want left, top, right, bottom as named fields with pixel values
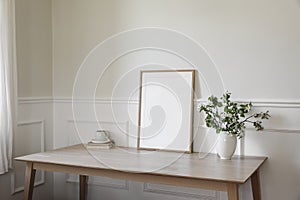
left=216, top=132, right=237, bottom=160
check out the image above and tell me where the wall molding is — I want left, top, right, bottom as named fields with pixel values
left=17, top=120, right=45, bottom=127
left=248, top=127, right=300, bottom=134
left=18, top=97, right=300, bottom=108
left=11, top=120, right=45, bottom=194
left=67, top=119, right=129, bottom=124
left=66, top=174, right=129, bottom=190
left=143, top=183, right=220, bottom=200
left=195, top=125, right=300, bottom=135
left=195, top=98, right=300, bottom=108
left=55, top=97, right=139, bottom=104
left=18, top=97, right=53, bottom=104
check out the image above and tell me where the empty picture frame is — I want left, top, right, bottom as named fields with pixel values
left=137, top=70, right=195, bottom=153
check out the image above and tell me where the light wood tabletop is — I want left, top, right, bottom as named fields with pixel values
left=15, top=144, right=267, bottom=200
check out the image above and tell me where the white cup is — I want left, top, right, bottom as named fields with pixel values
left=95, top=130, right=108, bottom=141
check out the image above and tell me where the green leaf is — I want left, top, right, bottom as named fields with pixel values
left=197, top=91, right=270, bottom=139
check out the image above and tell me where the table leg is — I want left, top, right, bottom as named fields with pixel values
left=251, top=170, right=261, bottom=200
left=227, top=183, right=239, bottom=200
left=24, top=162, right=36, bottom=200
left=79, top=175, right=88, bottom=200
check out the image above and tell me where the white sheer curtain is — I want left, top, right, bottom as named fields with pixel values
left=0, top=0, right=17, bottom=175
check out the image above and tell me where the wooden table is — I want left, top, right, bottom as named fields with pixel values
left=15, top=144, right=267, bottom=200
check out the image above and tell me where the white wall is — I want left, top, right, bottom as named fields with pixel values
left=52, top=0, right=300, bottom=100
left=0, top=0, right=54, bottom=199
left=52, top=1, right=300, bottom=200
left=16, top=0, right=53, bottom=97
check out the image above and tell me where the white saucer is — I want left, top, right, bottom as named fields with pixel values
left=91, top=138, right=110, bottom=144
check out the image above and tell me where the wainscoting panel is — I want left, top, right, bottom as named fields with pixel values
left=66, top=174, right=129, bottom=190
left=11, top=120, right=45, bottom=194
left=143, top=183, right=220, bottom=200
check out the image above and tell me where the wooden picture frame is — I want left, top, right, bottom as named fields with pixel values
left=137, top=70, right=195, bottom=153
